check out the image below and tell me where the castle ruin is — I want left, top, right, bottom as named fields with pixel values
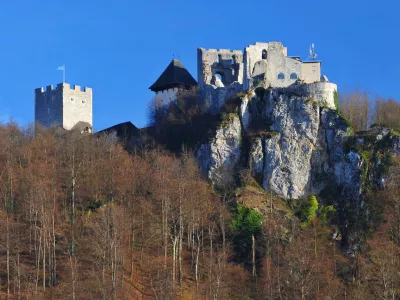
left=34, top=41, right=336, bottom=135
left=197, top=41, right=337, bottom=112
left=198, top=41, right=322, bottom=89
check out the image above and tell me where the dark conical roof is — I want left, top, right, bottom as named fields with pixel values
left=149, top=59, right=197, bottom=92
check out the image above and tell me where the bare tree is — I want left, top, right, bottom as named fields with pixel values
left=339, top=90, right=371, bottom=131
left=374, top=97, right=400, bottom=131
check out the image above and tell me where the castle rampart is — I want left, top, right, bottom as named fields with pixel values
left=283, top=82, right=338, bottom=110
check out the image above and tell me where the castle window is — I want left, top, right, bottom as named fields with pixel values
left=290, top=73, right=298, bottom=80
left=262, top=49, right=268, bottom=59
left=71, top=97, right=74, bottom=101
left=218, top=54, right=222, bottom=64
left=215, top=73, right=224, bottom=84
left=231, top=55, right=236, bottom=64
left=277, top=72, right=285, bottom=80
left=82, top=100, right=85, bottom=104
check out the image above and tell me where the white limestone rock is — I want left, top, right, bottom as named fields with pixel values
left=249, top=137, right=264, bottom=177
left=197, top=115, right=242, bottom=187
left=334, top=151, right=363, bottom=197
left=262, top=94, right=320, bottom=199
left=239, top=92, right=253, bottom=132
left=198, top=87, right=370, bottom=200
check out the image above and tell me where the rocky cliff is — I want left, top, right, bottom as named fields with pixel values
left=197, top=87, right=400, bottom=202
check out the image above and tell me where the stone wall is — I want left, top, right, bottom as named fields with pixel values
left=301, top=62, right=321, bottom=83
left=197, top=48, right=243, bottom=87
left=35, top=85, right=63, bottom=128
left=283, top=82, right=338, bottom=110
left=243, top=42, right=322, bottom=89
left=62, top=83, right=92, bottom=130
left=153, top=87, right=179, bottom=107
left=35, top=83, right=92, bottom=131
left=244, top=42, right=293, bottom=89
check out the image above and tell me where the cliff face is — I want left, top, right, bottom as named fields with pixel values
left=197, top=87, right=399, bottom=200
left=197, top=115, right=242, bottom=187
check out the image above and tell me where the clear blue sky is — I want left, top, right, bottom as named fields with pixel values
left=0, top=0, right=398, bottom=130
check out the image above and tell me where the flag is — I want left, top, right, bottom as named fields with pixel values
left=56, top=65, right=65, bottom=71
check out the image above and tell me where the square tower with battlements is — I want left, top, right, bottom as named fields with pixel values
left=35, top=83, right=93, bottom=133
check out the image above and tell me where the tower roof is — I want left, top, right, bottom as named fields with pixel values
left=149, top=59, right=197, bottom=92
left=97, top=121, right=140, bottom=139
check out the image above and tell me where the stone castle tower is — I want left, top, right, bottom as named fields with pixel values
left=35, top=83, right=93, bottom=133
left=149, top=59, right=197, bottom=106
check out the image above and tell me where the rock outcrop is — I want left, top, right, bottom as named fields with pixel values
left=198, top=87, right=398, bottom=201
left=197, top=115, right=242, bottom=187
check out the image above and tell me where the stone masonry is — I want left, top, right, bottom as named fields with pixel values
left=198, top=41, right=336, bottom=111
left=35, top=83, right=93, bottom=131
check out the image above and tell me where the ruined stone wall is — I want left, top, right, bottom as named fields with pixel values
left=197, top=48, right=243, bottom=87
left=201, top=82, right=242, bottom=113
left=35, top=85, right=63, bottom=128
left=197, top=41, right=330, bottom=115
left=243, top=42, right=301, bottom=89
left=301, top=62, right=321, bottom=83
left=62, top=83, right=92, bottom=130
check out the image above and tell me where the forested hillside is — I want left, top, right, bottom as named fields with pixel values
left=0, top=92, right=400, bottom=299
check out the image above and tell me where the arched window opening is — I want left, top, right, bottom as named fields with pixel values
left=231, top=55, right=236, bottom=64
left=215, top=73, right=224, bottom=83
left=277, top=72, right=285, bottom=80
left=262, top=49, right=268, bottom=59
left=290, top=73, right=298, bottom=80
left=218, top=54, right=222, bottom=64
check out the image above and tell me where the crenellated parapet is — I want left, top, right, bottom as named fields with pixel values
left=34, top=82, right=93, bottom=131
left=35, top=83, right=92, bottom=94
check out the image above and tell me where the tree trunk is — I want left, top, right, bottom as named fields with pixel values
left=6, top=217, right=10, bottom=300
left=70, top=175, right=76, bottom=257
left=252, top=234, right=256, bottom=278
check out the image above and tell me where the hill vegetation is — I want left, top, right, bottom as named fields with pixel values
left=0, top=90, right=400, bottom=299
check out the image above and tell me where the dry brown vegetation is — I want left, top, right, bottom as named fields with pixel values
left=339, top=91, right=400, bottom=132
left=0, top=122, right=399, bottom=299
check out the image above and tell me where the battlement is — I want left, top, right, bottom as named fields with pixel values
left=245, top=41, right=287, bottom=56
left=34, top=85, right=59, bottom=94
left=249, top=41, right=284, bottom=47
left=254, top=42, right=270, bottom=47
left=35, top=83, right=92, bottom=94
left=198, top=48, right=243, bottom=54
left=62, top=83, right=92, bottom=93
